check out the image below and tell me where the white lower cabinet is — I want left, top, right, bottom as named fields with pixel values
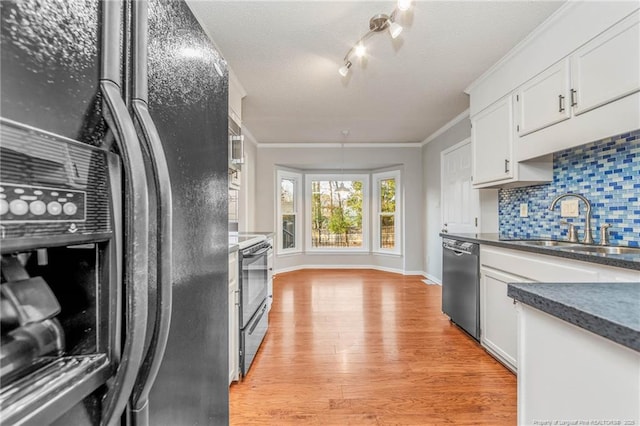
left=480, top=267, right=521, bottom=372
left=228, top=251, right=239, bottom=384
left=479, top=245, right=638, bottom=373
left=266, top=238, right=273, bottom=312
left=517, top=303, right=640, bottom=425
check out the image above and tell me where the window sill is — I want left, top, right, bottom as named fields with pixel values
left=304, top=250, right=371, bottom=255
left=372, top=251, right=402, bottom=258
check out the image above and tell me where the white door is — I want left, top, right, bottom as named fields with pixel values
left=441, top=139, right=479, bottom=234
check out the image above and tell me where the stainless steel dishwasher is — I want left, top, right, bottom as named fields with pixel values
left=442, top=237, right=480, bottom=340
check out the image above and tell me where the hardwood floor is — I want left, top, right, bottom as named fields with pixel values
left=230, top=269, right=516, bottom=425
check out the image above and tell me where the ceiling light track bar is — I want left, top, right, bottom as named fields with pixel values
left=339, top=1, right=412, bottom=77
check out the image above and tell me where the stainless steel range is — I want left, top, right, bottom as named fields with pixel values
left=237, top=238, right=271, bottom=377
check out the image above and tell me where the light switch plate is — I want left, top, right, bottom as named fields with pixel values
left=560, top=199, right=580, bottom=217
left=519, top=203, right=528, bottom=218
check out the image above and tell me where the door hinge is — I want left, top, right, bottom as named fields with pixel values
left=475, top=217, right=478, bottom=227
left=516, top=94, right=519, bottom=102
left=516, top=124, right=520, bottom=132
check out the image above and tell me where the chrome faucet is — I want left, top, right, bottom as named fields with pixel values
left=548, top=193, right=594, bottom=244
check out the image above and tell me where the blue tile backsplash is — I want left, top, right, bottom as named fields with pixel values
left=499, top=130, right=640, bottom=247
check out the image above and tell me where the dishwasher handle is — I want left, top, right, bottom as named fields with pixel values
left=443, top=245, right=473, bottom=256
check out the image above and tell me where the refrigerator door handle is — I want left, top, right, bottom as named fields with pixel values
left=100, top=1, right=149, bottom=425
left=129, top=2, right=173, bottom=425
left=130, top=100, right=173, bottom=424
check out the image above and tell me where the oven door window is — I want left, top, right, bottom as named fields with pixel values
left=241, top=251, right=267, bottom=327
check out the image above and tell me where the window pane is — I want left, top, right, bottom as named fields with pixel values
left=281, top=178, right=295, bottom=214
left=311, top=180, right=363, bottom=248
left=379, top=178, right=395, bottom=213
left=380, top=215, right=395, bottom=249
left=282, top=214, right=296, bottom=249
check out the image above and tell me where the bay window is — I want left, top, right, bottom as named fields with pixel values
left=373, top=170, right=401, bottom=254
left=305, top=174, right=369, bottom=252
left=276, top=170, right=302, bottom=254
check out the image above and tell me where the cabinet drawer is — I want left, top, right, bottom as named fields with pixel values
left=480, top=246, right=598, bottom=282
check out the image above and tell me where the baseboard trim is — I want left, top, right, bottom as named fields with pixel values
left=274, top=265, right=427, bottom=277
left=424, top=273, right=442, bottom=286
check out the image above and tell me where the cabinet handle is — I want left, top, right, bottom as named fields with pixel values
left=558, top=94, right=565, bottom=112
left=570, top=89, right=577, bottom=107
left=504, top=159, right=510, bottom=173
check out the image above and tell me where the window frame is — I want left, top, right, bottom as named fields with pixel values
left=304, top=173, right=370, bottom=253
left=276, top=169, right=303, bottom=255
left=372, top=170, right=401, bottom=255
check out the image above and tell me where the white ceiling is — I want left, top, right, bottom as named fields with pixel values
left=186, top=1, right=565, bottom=144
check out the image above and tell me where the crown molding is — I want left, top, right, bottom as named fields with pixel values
left=242, top=125, right=258, bottom=146
left=257, top=142, right=423, bottom=149
left=420, top=108, right=470, bottom=146
left=464, top=1, right=577, bottom=95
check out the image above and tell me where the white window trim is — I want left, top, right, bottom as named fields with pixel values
left=304, top=173, right=370, bottom=253
left=372, top=170, right=401, bottom=255
left=276, top=169, right=303, bottom=255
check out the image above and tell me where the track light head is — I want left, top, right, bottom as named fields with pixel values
left=389, top=21, right=403, bottom=39
left=397, top=0, right=412, bottom=12
left=338, top=61, right=352, bottom=77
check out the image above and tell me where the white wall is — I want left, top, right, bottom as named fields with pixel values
left=254, top=145, right=424, bottom=274
left=422, top=116, right=498, bottom=283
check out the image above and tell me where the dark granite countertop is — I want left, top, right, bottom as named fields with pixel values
left=507, top=282, right=640, bottom=352
left=440, top=232, right=640, bottom=271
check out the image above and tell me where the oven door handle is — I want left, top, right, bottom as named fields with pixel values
left=244, top=247, right=269, bottom=257
left=249, top=304, right=268, bottom=334
left=100, top=2, right=149, bottom=425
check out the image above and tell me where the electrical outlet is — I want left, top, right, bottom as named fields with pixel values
left=519, top=203, right=528, bottom=218
left=560, top=199, right=580, bottom=217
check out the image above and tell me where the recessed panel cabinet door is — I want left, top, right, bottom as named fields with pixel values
left=229, top=252, right=239, bottom=384
left=472, top=95, right=513, bottom=185
left=571, top=11, right=640, bottom=116
left=480, top=267, right=522, bottom=372
left=516, top=59, right=571, bottom=136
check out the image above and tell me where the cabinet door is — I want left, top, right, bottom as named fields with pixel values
left=516, top=59, right=571, bottom=136
left=480, top=267, right=523, bottom=372
left=472, top=95, right=513, bottom=185
left=228, top=253, right=239, bottom=384
left=571, top=11, right=640, bottom=116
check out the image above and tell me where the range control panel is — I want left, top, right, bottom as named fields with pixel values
left=0, top=183, right=86, bottom=223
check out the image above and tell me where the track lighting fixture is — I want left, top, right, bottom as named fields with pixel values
left=338, top=0, right=412, bottom=77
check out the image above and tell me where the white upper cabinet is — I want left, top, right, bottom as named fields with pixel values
left=570, top=11, right=640, bottom=116
left=516, top=9, right=640, bottom=160
left=472, top=95, right=513, bottom=185
left=516, top=59, right=571, bottom=137
left=228, top=70, right=246, bottom=125
left=467, top=5, right=640, bottom=183
left=472, top=95, right=552, bottom=189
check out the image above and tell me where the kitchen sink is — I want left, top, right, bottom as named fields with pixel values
left=564, top=245, right=640, bottom=255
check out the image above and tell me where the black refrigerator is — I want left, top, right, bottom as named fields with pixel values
left=0, top=0, right=229, bottom=424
